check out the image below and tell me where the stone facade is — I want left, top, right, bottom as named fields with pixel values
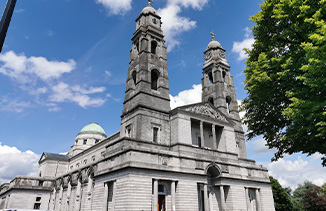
left=0, top=2, right=275, bottom=211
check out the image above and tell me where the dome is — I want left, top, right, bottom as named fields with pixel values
left=207, top=39, right=222, bottom=50
left=79, top=122, right=106, bottom=137
left=141, top=3, right=157, bottom=15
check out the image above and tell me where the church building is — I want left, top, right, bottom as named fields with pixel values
left=0, top=2, right=275, bottom=211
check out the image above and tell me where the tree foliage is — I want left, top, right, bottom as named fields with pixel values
left=243, top=0, right=326, bottom=165
left=291, top=181, right=326, bottom=211
left=269, top=176, right=294, bottom=211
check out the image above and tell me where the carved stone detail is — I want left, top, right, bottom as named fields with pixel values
left=185, top=104, right=227, bottom=122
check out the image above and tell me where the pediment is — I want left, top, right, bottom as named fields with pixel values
left=180, top=103, right=229, bottom=123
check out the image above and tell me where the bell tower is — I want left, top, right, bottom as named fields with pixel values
left=202, top=32, right=247, bottom=158
left=120, top=2, right=171, bottom=144
left=202, top=32, right=239, bottom=119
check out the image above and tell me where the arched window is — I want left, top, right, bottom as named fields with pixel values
left=135, top=39, right=140, bottom=52
left=208, top=97, right=214, bottom=105
left=226, top=96, right=232, bottom=113
left=151, top=40, right=157, bottom=54
left=222, top=71, right=226, bottom=83
left=132, top=71, right=137, bottom=85
left=151, top=69, right=159, bottom=90
left=208, top=72, right=213, bottom=84
left=206, top=165, right=221, bottom=178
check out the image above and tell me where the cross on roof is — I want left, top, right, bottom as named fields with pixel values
left=148, top=0, right=154, bottom=5
left=210, top=31, right=216, bottom=40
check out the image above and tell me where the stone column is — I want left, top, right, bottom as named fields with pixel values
left=153, top=179, right=158, bottom=211
left=220, top=185, right=226, bottom=211
left=4, top=195, right=10, bottom=209
left=171, top=181, right=176, bottom=211
left=66, top=182, right=72, bottom=211
left=203, top=184, right=209, bottom=211
left=49, top=188, right=56, bottom=210
left=245, top=188, right=251, bottom=211
left=58, top=185, right=64, bottom=210
left=87, top=176, right=93, bottom=196
left=200, top=121, right=204, bottom=148
left=74, top=180, right=82, bottom=211
left=255, top=189, right=261, bottom=211
left=86, top=176, right=93, bottom=211
left=212, top=124, right=217, bottom=149
left=112, top=181, right=117, bottom=210
left=102, top=182, right=109, bottom=211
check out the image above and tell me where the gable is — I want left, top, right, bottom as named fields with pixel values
left=181, top=103, right=229, bottom=123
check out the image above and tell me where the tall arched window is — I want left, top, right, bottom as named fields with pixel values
left=208, top=72, right=213, bottom=84
left=132, top=71, right=137, bottom=85
left=151, top=40, right=157, bottom=54
left=208, top=97, right=214, bottom=105
left=135, top=39, right=139, bottom=52
left=151, top=69, right=159, bottom=90
left=226, top=96, right=232, bottom=113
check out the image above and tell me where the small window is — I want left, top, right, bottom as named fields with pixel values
left=83, top=139, right=87, bottom=145
left=36, top=197, right=41, bottom=201
left=226, top=96, right=232, bottom=113
left=151, top=70, right=159, bottom=90
left=38, top=181, right=43, bottom=187
left=151, top=41, right=157, bottom=54
left=39, top=172, right=42, bottom=177
left=153, top=127, right=159, bottom=143
left=132, top=71, right=137, bottom=85
left=222, top=71, right=226, bottom=83
left=152, top=18, right=157, bottom=24
left=75, top=140, right=78, bottom=144
left=34, top=203, right=41, bottom=210
left=126, top=124, right=132, bottom=138
left=95, top=140, right=99, bottom=144
left=158, top=184, right=167, bottom=194
left=208, top=72, right=213, bottom=84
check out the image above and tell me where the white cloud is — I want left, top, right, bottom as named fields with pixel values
left=0, top=143, right=39, bottom=184
left=0, top=97, right=32, bottom=113
left=158, top=0, right=209, bottom=52
left=105, top=70, right=112, bottom=77
left=95, top=0, right=132, bottom=15
left=49, top=82, right=106, bottom=108
left=47, top=30, right=54, bottom=37
left=14, top=9, right=25, bottom=13
left=249, top=137, right=276, bottom=155
left=267, top=155, right=326, bottom=190
left=232, top=27, right=254, bottom=61
left=0, top=51, right=76, bottom=83
left=170, top=84, right=202, bottom=109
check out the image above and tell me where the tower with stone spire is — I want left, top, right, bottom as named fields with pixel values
left=120, top=1, right=171, bottom=144
left=202, top=32, right=247, bottom=158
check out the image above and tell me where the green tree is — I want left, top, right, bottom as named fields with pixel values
left=243, top=0, right=326, bottom=165
left=291, top=181, right=326, bottom=211
left=269, top=176, right=294, bottom=211
left=302, top=186, right=326, bottom=211
left=292, top=181, right=318, bottom=210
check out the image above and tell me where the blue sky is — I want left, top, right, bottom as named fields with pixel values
left=0, top=0, right=325, bottom=190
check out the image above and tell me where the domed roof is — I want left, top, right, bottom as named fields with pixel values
left=79, top=122, right=106, bottom=137
left=141, top=3, right=157, bottom=15
left=207, top=39, right=222, bottom=50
